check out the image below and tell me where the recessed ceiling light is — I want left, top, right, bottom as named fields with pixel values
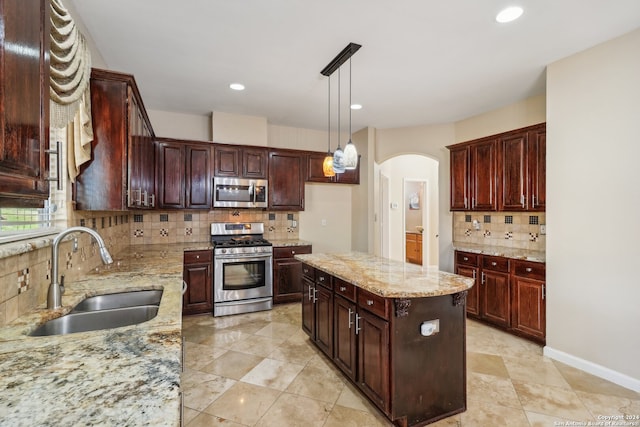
left=350, top=104, right=362, bottom=110
left=229, top=83, right=245, bottom=91
left=496, top=6, right=523, bottom=23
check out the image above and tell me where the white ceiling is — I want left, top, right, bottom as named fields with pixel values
left=68, top=0, right=640, bottom=132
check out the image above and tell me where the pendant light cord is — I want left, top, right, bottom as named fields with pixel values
left=349, top=57, right=352, bottom=138
left=337, top=67, right=341, bottom=149
left=327, top=75, right=331, bottom=154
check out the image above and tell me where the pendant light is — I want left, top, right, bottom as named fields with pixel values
left=322, top=74, right=335, bottom=177
left=333, top=67, right=345, bottom=174
left=342, top=56, right=358, bottom=170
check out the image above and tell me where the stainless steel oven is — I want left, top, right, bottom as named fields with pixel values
left=211, top=223, right=273, bottom=317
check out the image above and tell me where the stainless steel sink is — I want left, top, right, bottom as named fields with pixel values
left=70, top=290, right=163, bottom=312
left=29, top=305, right=159, bottom=336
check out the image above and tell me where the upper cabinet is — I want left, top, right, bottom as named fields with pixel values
left=268, top=149, right=305, bottom=210
left=156, top=138, right=213, bottom=210
left=448, top=123, right=545, bottom=212
left=214, top=145, right=268, bottom=179
left=306, top=152, right=360, bottom=184
left=75, top=69, right=156, bottom=210
left=0, top=0, right=50, bottom=207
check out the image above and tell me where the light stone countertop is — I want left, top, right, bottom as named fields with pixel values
left=452, top=242, right=546, bottom=263
left=295, top=252, right=475, bottom=298
left=270, top=239, right=313, bottom=247
left=0, top=243, right=197, bottom=427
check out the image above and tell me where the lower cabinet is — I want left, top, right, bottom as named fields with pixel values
left=302, top=263, right=466, bottom=426
left=182, top=250, right=213, bottom=315
left=272, top=245, right=312, bottom=304
left=405, top=232, right=422, bottom=265
left=455, top=250, right=546, bottom=343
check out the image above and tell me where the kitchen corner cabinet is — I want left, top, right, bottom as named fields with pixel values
left=0, top=0, right=50, bottom=207
left=75, top=69, right=156, bottom=210
left=273, top=244, right=312, bottom=304
left=268, top=150, right=305, bottom=210
left=156, top=138, right=213, bottom=209
left=182, top=250, right=213, bottom=315
left=455, top=250, right=545, bottom=343
left=214, top=145, right=268, bottom=179
left=306, top=152, right=360, bottom=184
left=405, top=233, right=422, bottom=265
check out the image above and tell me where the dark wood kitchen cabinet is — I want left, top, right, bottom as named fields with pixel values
left=333, top=286, right=357, bottom=380
left=156, top=138, right=213, bottom=209
left=480, top=255, right=511, bottom=328
left=182, top=250, right=213, bottom=315
left=301, top=264, right=333, bottom=358
left=306, top=152, right=360, bottom=184
left=268, top=149, right=305, bottom=210
left=454, top=251, right=480, bottom=316
left=528, top=125, right=546, bottom=211
left=75, top=69, right=156, bottom=210
left=214, top=145, right=267, bottom=179
left=0, top=0, right=50, bottom=207
left=511, top=259, right=546, bottom=343
left=448, top=138, right=497, bottom=211
left=272, top=244, right=312, bottom=304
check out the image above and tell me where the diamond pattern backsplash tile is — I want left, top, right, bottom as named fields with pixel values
left=453, top=212, right=545, bottom=251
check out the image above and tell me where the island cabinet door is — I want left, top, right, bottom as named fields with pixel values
left=357, top=309, right=390, bottom=415
left=456, top=264, right=479, bottom=317
left=333, top=295, right=357, bottom=381
left=314, top=285, right=334, bottom=358
left=301, top=277, right=315, bottom=338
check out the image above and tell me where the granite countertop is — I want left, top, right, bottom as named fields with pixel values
left=452, top=242, right=546, bottom=263
left=295, top=252, right=474, bottom=298
left=270, top=239, right=313, bottom=247
left=0, top=243, right=192, bottom=426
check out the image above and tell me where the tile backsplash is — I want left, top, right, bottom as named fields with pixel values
left=453, top=211, right=546, bottom=252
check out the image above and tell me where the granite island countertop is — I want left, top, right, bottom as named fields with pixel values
left=0, top=243, right=195, bottom=427
left=295, top=252, right=474, bottom=298
left=452, top=242, right=545, bottom=263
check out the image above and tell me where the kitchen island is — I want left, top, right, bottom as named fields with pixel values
left=295, top=252, right=475, bottom=427
left=0, top=244, right=191, bottom=426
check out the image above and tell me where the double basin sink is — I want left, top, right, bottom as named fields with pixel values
left=29, top=290, right=163, bottom=337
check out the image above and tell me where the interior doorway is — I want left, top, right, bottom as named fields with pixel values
left=404, top=179, right=427, bottom=265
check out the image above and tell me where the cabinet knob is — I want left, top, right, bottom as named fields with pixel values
left=340, top=286, right=346, bottom=292
left=319, top=276, right=325, bottom=282
left=303, top=268, right=309, bottom=273
left=292, top=250, right=296, bottom=254
left=196, top=255, right=199, bottom=259
left=491, top=261, right=497, bottom=266
left=367, top=300, right=374, bottom=306
left=526, top=267, right=532, bottom=272
left=463, top=257, right=468, bottom=261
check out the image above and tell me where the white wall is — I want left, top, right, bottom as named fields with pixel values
left=545, top=28, right=640, bottom=390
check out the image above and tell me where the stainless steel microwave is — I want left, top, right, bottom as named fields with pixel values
left=213, top=177, right=268, bottom=208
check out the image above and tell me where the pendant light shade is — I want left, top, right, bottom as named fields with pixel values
left=323, top=73, right=335, bottom=177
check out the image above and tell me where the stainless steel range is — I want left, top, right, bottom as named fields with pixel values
left=211, top=222, right=273, bottom=317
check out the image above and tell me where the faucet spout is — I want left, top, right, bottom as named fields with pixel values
left=48, top=226, right=114, bottom=309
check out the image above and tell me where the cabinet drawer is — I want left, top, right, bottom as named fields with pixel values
left=456, top=251, right=479, bottom=266
left=184, top=250, right=212, bottom=264
left=482, top=255, right=509, bottom=273
left=273, top=245, right=312, bottom=259
left=301, top=263, right=314, bottom=280
left=513, top=260, right=545, bottom=281
left=315, top=270, right=333, bottom=289
left=358, top=288, right=390, bottom=320
left=334, top=278, right=356, bottom=302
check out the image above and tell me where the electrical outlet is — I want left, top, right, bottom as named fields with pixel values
left=321, top=219, right=327, bottom=226
left=540, top=224, right=546, bottom=235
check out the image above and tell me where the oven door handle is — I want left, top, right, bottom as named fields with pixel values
left=215, top=253, right=272, bottom=262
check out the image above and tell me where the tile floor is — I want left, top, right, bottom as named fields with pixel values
left=181, top=303, right=640, bottom=426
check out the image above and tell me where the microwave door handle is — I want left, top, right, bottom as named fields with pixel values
left=250, top=182, right=256, bottom=205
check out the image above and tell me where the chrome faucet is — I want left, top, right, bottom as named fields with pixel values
left=48, top=226, right=114, bottom=309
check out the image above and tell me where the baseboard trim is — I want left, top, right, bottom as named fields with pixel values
left=543, top=346, right=640, bottom=392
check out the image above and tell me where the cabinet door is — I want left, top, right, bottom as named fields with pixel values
left=268, top=150, right=305, bottom=210
left=528, top=127, right=546, bottom=211
left=481, top=270, right=511, bottom=327
left=315, top=284, right=334, bottom=358
left=301, top=277, right=315, bottom=338
left=449, top=146, right=469, bottom=210
left=214, top=146, right=240, bottom=177
left=357, top=309, right=390, bottom=414
left=512, top=276, right=545, bottom=342
left=183, top=252, right=213, bottom=315
left=456, top=265, right=479, bottom=317
left=500, top=132, right=527, bottom=211
left=273, top=258, right=303, bottom=304
left=157, top=142, right=185, bottom=208
left=470, top=139, right=497, bottom=210
left=185, top=144, right=212, bottom=209
left=334, top=295, right=357, bottom=381
left=242, top=148, right=268, bottom=179
left=0, top=0, right=50, bottom=206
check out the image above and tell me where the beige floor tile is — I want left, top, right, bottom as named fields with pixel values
left=267, top=336, right=318, bottom=365
left=554, top=361, right=640, bottom=400
left=241, top=357, right=305, bottom=391
left=285, top=361, right=346, bottom=403
left=503, top=355, right=571, bottom=389
left=575, top=390, right=640, bottom=419
left=462, top=399, right=531, bottom=426
left=203, top=381, right=281, bottom=425
left=335, top=382, right=381, bottom=414
left=201, top=350, right=264, bottom=380
left=428, top=414, right=462, bottom=426
left=525, top=410, right=573, bottom=426
left=467, top=351, right=510, bottom=378
left=323, top=404, right=392, bottom=427
left=184, top=342, right=227, bottom=370
left=512, top=380, right=594, bottom=421
left=182, top=407, right=200, bottom=425
left=254, top=321, right=301, bottom=341
left=255, top=392, right=333, bottom=427
left=182, top=369, right=237, bottom=411
left=198, top=328, right=251, bottom=348
left=467, top=372, right=522, bottom=409
left=186, top=411, right=245, bottom=427
left=229, top=334, right=286, bottom=357
left=182, top=324, right=217, bottom=344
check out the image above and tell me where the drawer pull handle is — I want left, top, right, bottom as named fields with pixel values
left=292, top=250, right=296, bottom=254
left=463, top=257, right=469, bottom=261
left=319, top=276, right=325, bottom=282
left=303, top=268, right=309, bottom=273
left=340, top=286, right=346, bottom=292
left=491, top=261, right=497, bottom=266
left=367, top=300, right=374, bottom=306
left=196, top=255, right=200, bottom=259
left=526, top=267, right=532, bottom=272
